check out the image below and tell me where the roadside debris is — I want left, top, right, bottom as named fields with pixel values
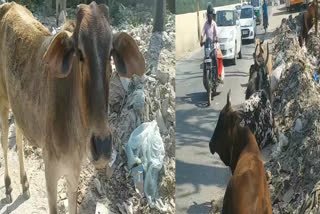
left=265, top=15, right=320, bottom=214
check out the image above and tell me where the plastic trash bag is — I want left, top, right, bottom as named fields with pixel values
left=126, top=120, right=165, bottom=205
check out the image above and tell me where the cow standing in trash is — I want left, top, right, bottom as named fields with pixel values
left=244, top=39, right=276, bottom=148
left=0, top=1, right=144, bottom=213
left=209, top=90, right=272, bottom=214
left=246, top=39, right=272, bottom=102
left=298, top=0, right=319, bottom=47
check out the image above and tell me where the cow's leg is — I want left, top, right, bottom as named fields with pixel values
left=0, top=107, right=12, bottom=203
left=15, top=125, right=30, bottom=199
left=66, top=166, right=80, bottom=214
left=44, top=159, right=59, bottom=214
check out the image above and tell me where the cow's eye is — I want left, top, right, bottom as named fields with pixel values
left=78, top=49, right=84, bottom=62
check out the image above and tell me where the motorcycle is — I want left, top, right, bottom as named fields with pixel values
left=200, top=38, right=219, bottom=106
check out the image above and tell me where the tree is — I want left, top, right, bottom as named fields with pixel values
left=153, top=0, right=166, bottom=32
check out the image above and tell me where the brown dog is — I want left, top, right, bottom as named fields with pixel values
left=209, top=90, right=272, bottom=214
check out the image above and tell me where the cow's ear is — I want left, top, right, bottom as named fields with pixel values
left=43, top=31, right=75, bottom=78
left=111, top=32, right=145, bottom=78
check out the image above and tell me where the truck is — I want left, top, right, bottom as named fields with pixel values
left=286, top=0, right=305, bottom=11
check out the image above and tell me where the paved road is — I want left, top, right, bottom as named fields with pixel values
left=175, top=4, right=298, bottom=214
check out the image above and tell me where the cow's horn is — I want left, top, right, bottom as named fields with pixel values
left=227, top=89, right=231, bottom=107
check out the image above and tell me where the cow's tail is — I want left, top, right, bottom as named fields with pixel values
left=264, top=42, right=269, bottom=66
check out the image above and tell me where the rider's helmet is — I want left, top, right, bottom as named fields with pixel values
left=207, top=4, right=215, bottom=16
left=207, top=4, right=216, bottom=22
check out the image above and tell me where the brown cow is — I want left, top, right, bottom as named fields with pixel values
left=299, top=0, right=319, bottom=47
left=246, top=40, right=271, bottom=102
left=0, top=2, right=144, bottom=213
left=209, top=90, right=272, bottom=214
left=253, top=39, right=272, bottom=77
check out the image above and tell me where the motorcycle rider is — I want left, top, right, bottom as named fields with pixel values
left=263, top=0, right=268, bottom=33
left=200, top=4, right=223, bottom=83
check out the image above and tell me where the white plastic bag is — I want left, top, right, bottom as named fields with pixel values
left=126, top=120, right=165, bottom=205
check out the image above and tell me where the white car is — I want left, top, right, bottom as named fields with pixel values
left=216, top=9, right=242, bottom=65
left=240, top=5, right=256, bottom=42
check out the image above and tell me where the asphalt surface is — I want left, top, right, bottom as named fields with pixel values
left=175, top=4, right=298, bottom=214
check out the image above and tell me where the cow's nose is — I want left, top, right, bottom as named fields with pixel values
left=91, top=135, right=113, bottom=161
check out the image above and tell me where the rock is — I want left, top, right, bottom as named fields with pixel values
left=266, top=170, right=272, bottom=183
left=93, top=178, right=105, bottom=196
left=294, top=118, right=302, bottom=132
left=59, top=192, right=67, bottom=200
left=283, top=187, right=295, bottom=203
left=156, top=70, right=170, bottom=85
left=271, top=63, right=285, bottom=92
left=277, top=132, right=289, bottom=152
left=95, top=202, right=114, bottom=214
left=156, top=110, right=168, bottom=134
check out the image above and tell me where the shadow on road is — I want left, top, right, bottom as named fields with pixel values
left=176, top=92, right=222, bottom=108
left=176, top=159, right=230, bottom=195
left=224, top=71, right=248, bottom=78
left=0, top=194, right=28, bottom=214
left=187, top=201, right=212, bottom=214
left=175, top=107, right=221, bottom=147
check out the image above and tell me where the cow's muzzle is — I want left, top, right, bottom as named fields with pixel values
left=90, top=134, right=113, bottom=169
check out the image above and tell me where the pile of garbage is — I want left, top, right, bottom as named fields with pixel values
left=101, top=3, right=175, bottom=213
left=264, top=16, right=320, bottom=213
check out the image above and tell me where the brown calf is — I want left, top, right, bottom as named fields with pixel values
left=299, top=0, right=319, bottom=47
left=209, top=90, right=272, bottom=214
left=246, top=40, right=272, bottom=103
left=0, top=2, right=144, bottom=213
left=253, top=39, right=272, bottom=77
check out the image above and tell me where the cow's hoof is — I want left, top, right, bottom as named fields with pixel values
left=6, top=193, right=12, bottom=204
left=21, top=174, right=29, bottom=194
left=23, top=189, right=30, bottom=200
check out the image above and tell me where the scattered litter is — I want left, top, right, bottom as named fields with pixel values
left=126, top=121, right=165, bottom=205
left=313, top=72, right=319, bottom=83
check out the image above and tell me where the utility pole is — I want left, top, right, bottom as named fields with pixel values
left=197, top=0, right=200, bottom=41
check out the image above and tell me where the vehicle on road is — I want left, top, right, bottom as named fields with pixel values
left=240, top=5, right=257, bottom=43
left=216, top=9, right=242, bottom=65
left=286, top=0, right=304, bottom=11
left=200, top=38, right=219, bottom=105
left=251, top=0, right=262, bottom=25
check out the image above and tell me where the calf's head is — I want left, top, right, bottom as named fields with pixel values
left=253, top=39, right=269, bottom=66
left=209, top=90, right=242, bottom=168
left=43, top=2, right=144, bottom=169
